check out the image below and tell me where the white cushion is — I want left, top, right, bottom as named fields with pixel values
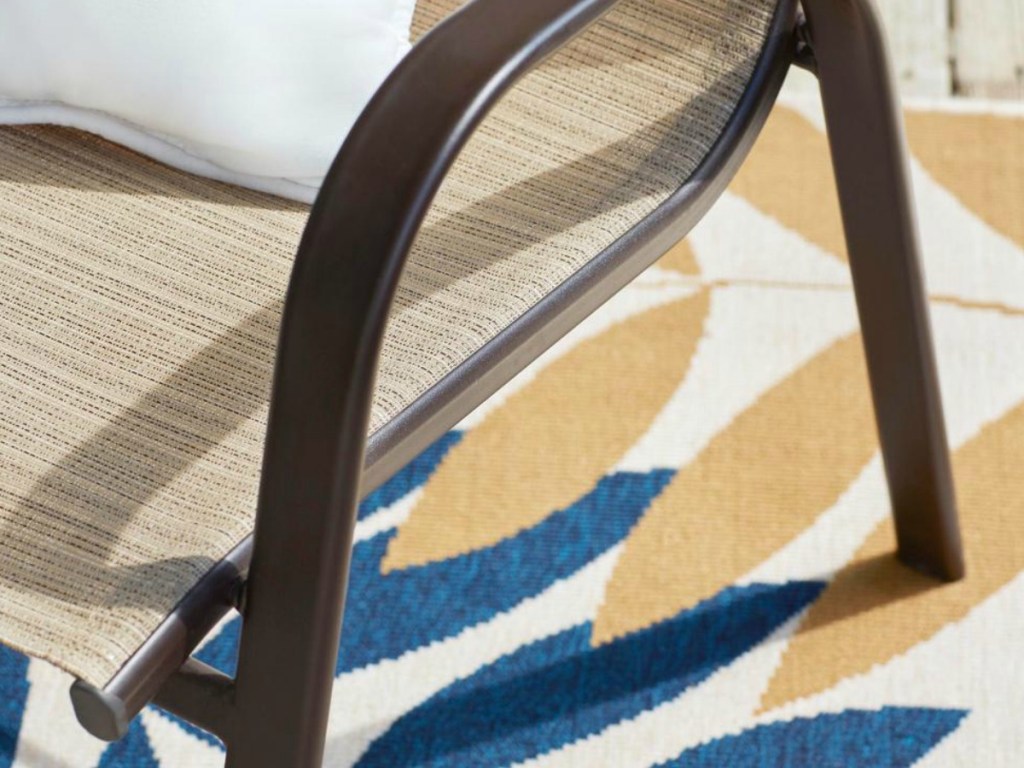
left=0, top=0, right=417, bottom=201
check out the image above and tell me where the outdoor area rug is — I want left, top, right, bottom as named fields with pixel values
left=1, top=85, right=1022, bottom=767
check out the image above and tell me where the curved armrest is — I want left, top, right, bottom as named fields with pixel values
left=232, top=0, right=628, bottom=760
left=258, top=0, right=619, bottom=520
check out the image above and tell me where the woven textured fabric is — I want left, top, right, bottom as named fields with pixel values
left=0, top=0, right=778, bottom=687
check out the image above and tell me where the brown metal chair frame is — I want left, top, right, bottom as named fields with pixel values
left=65, top=0, right=965, bottom=764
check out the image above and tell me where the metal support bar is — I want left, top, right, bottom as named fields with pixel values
left=793, top=14, right=818, bottom=73
left=71, top=538, right=248, bottom=741
left=802, top=0, right=965, bottom=580
left=152, top=658, right=236, bottom=744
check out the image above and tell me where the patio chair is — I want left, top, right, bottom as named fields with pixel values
left=0, top=0, right=964, bottom=765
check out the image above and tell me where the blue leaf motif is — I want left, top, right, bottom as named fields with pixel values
left=98, top=716, right=159, bottom=767
left=195, top=618, right=242, bottom=679
left=663, top=707, right=967, bottom=767
left=339, top=470, right=674, bottom=673
left=357, top=581, right=825, bottom=767
left=0, top=645, right=29, bottom=768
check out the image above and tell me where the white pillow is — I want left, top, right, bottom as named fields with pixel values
left=0, top=0, right=417, bottom=201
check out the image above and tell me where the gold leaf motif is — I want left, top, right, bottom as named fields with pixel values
left=658, top=239, right=700, bottom=276
left=905, top=111, right=1024, bottom=248
left=728, top=106, right=847, bottom=261
left=593, top=334, right=878, bottom=645
left=761, top=399, right=1024, bottom=710
left=383, top=290, right=710, bottom=571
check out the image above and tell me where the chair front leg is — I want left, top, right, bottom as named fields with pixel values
left=801, top=0, right=965, bottom=580
left=223, top=1, right=626, bottom=765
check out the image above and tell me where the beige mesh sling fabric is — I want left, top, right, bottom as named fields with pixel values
left=0, top=0, right=778, bottom=688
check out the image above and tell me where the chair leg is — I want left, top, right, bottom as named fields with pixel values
left=801, top=0, right=964, bottom=580
left=225, top=479, right=362, bottom=767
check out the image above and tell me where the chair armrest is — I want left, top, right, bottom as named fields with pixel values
left=234, top=0, right=633, bottom=757
left=263, top=0, right=620, bottom=503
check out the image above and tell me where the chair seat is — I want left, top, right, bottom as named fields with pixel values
left=0, top=0, right=778, bottom=689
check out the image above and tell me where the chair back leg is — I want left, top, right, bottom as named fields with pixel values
left=802, top=0, right=965, bottom=580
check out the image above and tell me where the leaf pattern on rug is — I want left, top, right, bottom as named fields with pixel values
left=356, top=582, right=823, bottom=767
left=341, top=471, right=673, bottom=674
left=383, top=290, right=709, bottom=571
left=661, top=707, right=967, bottom=767
left=728, top=106, right=847, bottom=261
left=594, top=333, right=878, bottom=644
left=359, top=432, right=463, bottom=521
left=762, top=398, right=1024, bottom=709
left=905, top=111, right=1024, bottom=247
left=658, top=239, right=700, bottom=276
left=98, top=719, right=158, bottom=768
